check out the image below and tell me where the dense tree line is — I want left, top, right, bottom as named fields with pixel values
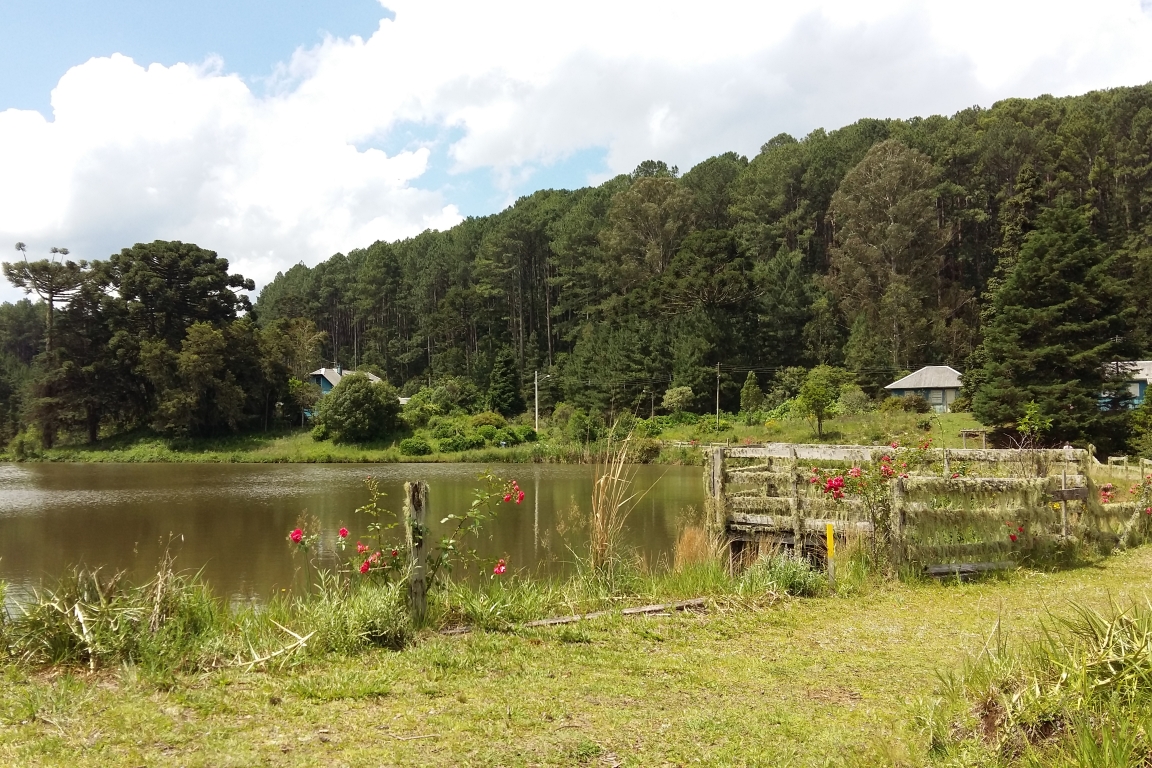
left=2, top=84, right=1151, bottom=451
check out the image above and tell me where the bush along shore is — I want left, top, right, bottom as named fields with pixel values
left=2, top=409, right=983, bottom=464
left=4, top=442, right=1152, bottom=765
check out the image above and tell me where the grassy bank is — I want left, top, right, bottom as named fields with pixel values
left=3, top=411, right=983, bottom=464
left=3, top=546, right=1152, bottom=766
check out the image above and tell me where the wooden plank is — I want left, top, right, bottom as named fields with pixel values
left=726, top=513, right=873, bottom=535
left=903, top=476, right=1057, bottom=494
left=925, top=561, right=1015, bottom=577
left=1050, top=487, right=1089, bottom=502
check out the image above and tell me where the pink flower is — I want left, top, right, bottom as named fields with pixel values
left=360, top=560, right=370, bottom=574
left=391, top=549, right=398, bottom=557
left=289, top=528, right=303, bottom=544
left=1010, top=534, right=1018, bottom=542
left=503, top=494, right=512, bottom=503
left=369, top=551, right=380, bottom=563
left=493, top=558, right=507, bottom=575
left=1017, top=526, right=1024, bottom=533
left=517, top=490, right=525, bottom=503
left=338, top=527, right=349, bottom=538
left=1145, top=507, right=1151, bottom=515
left=951, top=473, right=960, bottom=479
left=890, top=442, right=899, bottom=449
left=357, top=542, right=369, bottom=554
left=848, top=467, right=862, bottom=478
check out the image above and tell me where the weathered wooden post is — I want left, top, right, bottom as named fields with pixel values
left=891, top=476, right=906, bottom=568
left=789, top=445, right=803, bottom=560
left=825, top=522, right=836, bottom=591
left=404, top=481, right=429, bottom=625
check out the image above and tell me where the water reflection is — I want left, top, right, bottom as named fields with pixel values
left=0, top=462, right=703, bottom=604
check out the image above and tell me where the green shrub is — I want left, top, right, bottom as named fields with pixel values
left=310, top=423, right=329, bottom=441
left=315, top=374, right=402, bottom=443
left=902, top=393, right=931, bottom=413
left=837, top=384, right=871, bottom=415
left=950, top=395, right=971, bottom=412
left=492, top=428, right=521, bottom=446
left=661, top=386, right=695, bottom=413
left=290, top=579, right=410, bottom=654
left=516, top=426, right=538, bottom=442
left=636, top=418, right=662, bottom=437
left=431, top=421, right=459, bottom=439
left=476, top=424, right=498, bottom=441
left=398, top=437, right=432, bottom=456
left=437, top=435, right=470, bottom=453
left=471, top=411, right=506, bottom=429
left=738, top=554, right=827, bottom=597
left=463, top=433, right=486, bottom=450
left=629, top=438, right=662, bottom=463
left=879, top=396, right=906, bottom=412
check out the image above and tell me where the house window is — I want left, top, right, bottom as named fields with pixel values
left=928, top=390, right=943, bottom=404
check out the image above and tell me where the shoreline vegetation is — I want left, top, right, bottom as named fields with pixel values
left=2, top=411, right=983, bottom=464
left=4, top=435, right=1152, bottom=765
left=3, top=543, right=1151, bottom=765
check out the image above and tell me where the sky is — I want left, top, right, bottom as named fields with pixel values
left=1, top=0, right=1152, bottom=304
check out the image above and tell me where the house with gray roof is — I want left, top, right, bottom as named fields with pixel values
left=308, top=366, right=382, bottom=394
left=884, top=366, right=963, bottom=413
left=1110, top=361, right=1152, bottom=407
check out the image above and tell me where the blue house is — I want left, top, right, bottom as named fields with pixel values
left=1111, top=361, right=1152, bottom=407
left=308, top=366, right=382, bottom=394
left=884, top=366, right=963, bottom=413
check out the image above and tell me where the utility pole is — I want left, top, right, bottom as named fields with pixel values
left=715, top=362, right=720, bottom=429
left=534, top=370, right=551, bottom=432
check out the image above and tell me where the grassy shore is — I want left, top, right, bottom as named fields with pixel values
left=3, top=411, right=984, bottom=464
left=3, top=547, right=1151, bottom=767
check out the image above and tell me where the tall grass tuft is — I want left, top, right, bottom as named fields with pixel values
left=919, top=600, right=1152, bottom=766
left=587, top=425, right=660, bottom=581
left=737, top=552, right=827, bottom=598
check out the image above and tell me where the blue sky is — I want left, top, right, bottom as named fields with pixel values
left=1, top=0, right=1150, bottom=300
left=0, top=1, right=385, bottom=114
left=0, top=0, right=599, bottom=217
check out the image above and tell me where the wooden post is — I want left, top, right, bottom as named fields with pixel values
left=404, top=481, right=429, bottom=625
left=709, top=448, right=726, bottom=533
left=891, top=477, right=905, bottom=567
left=825, top=523, right=836, bottom=590
left=1061, top=467, right=1068, bottom=539
left=790, top=446, right=803, bottom=560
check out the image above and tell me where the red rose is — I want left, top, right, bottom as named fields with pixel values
left=360, top=560, right=370, bottom=574
left=1010, top=534, right=1017, bottom=542
left=338, top=527, right=349, bottom=538
left=289, top=528, right=303, bottom=544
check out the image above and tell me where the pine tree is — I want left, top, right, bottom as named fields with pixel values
left=971, top=200, right=1135, bottom=451
left=487, top=347, right=524, bottom=416
left=739, top=370, right=764, bottom=412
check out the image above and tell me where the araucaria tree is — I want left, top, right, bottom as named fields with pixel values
left=971, top=201, right=1135, bottom=452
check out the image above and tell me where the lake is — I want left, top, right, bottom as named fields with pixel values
left=0, top=462, right=705, bottom=604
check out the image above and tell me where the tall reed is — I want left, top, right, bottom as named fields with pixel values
left=588, top=426, right=656, bottom=578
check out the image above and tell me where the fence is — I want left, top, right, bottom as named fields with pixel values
left=704, top=443, right=1147, bottom=572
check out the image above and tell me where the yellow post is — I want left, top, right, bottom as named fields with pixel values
left=825, top=522, right=835, bottom=591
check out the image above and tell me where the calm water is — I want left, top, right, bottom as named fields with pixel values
left=0, top=463, right=704, bottom=604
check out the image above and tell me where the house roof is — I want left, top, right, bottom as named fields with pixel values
left=1118, top=361, right=1152, bottom=383
left=884, top=365, right=963, bottom=391
left=309, top=367, right=382, bottom=388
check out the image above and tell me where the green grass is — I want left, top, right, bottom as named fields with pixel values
left=4, top=547, right=1152, bottom=766
left=4, top=411, right=985, bottom=465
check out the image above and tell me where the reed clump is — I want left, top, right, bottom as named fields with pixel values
left=0, top=560, right=412, bottom=677
left=919, top=600, right=1152, bottom=766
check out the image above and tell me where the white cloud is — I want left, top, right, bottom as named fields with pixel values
left=1, top=0, right=1151, bottom=302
